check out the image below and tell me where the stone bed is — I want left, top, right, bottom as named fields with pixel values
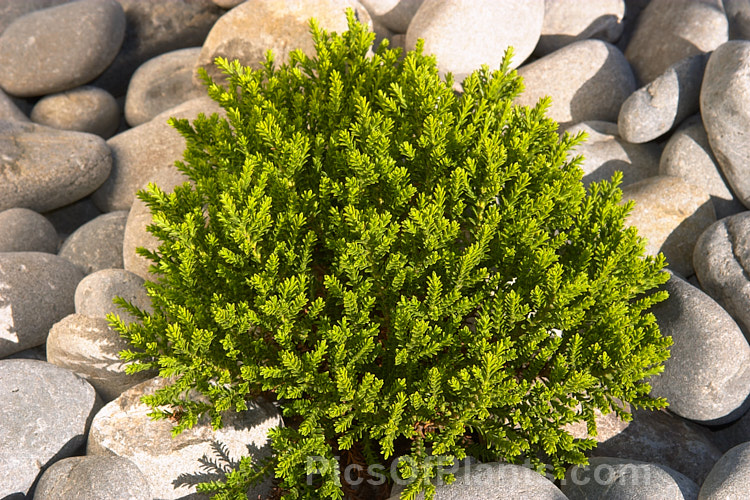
left=1, top=0, right=750, bottom=499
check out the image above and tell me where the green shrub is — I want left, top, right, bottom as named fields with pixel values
left=111, top=10, right=671, bottom=500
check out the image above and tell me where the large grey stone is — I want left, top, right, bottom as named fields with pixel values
left=625, top=0, right=727, bottom=84
left=659, top=115, right=745, bottom=220
left=536, top=0, right=626, bottom=55
left=74, top=268, right=151, bottom=324
left=389, top=462, right=567, bottom=500
left=0, top=0, right=125, bottom=97
left=43, top=197, right=102, bottom=246
left=124, top=47, right=204, bottom=127
left=47, top=313, right=153, bottom=401
left=564, top=407, right=723, bottom=484
left=564, top=121, right=660, bottom=187
left=92, top=96, right=220, bottom=212
left=0, top=359, right=99, bottom=498
left=0, top=252, right=83, bottom=358
left=30, top=85, right=120, bottom=139
left=33, top=455, right=152, bottom=500
left=563, top=457, right=699, bottom=500
left=0, top=207, right=58, bottom=253
left=195, top=0, right=371, bottom=87
left=650, top=273, right=750, bottom=425
left=58, top=211, right=128, bottom=275
left=622, top=176, right=716, bottom=278
left=699, top=442, right=750, bottom=499
left=693, top=211, right=750, bottom=337
left=0, top=121, right=112, bottom=213
left=701, top=41, right=750, bottom=209
left=618, top=53, right=708, bottom=143
left=406, top=0, right=543, bottom=80
left=123, top=167, right=190, bottom=280
left=0, top=0, right=71, bottom=35
left=87, top=376, right=283, bottom=499
left=516, top=40, right=636, bottom=129
left=93, top=0, right=223, bottom=97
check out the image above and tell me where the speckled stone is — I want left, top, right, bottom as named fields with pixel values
left=58, top=211, right=128, bottom=275
left=74, top=268, right=151, bottom=324
left=699, top=442, right=750, bottom=499
left=516, top=40, right=636, bottom=129
left=30, top=85, right=119, bottom=139
left=621, top=175, right=716, bottom=277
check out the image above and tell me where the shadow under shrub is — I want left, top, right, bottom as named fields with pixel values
left=111, top=10, right=671, bottom=500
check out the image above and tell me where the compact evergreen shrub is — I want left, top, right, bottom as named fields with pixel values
left=111, top=10, right=671, bottom=500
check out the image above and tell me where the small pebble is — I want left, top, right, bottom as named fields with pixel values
left=699, top=442, right=750, bottom=499
left=33, top=455, right=152, bottom=500
left=536, top=0, right=625, bottom=56
left=564, top=121, right=660, bottom=187
left=58, top=211, right=128, bottom=275
left=30, top=85, right=120, bottom=139
left=618, top=53, right=708, bottom=143
left=0, top=207, right=58, bottom=253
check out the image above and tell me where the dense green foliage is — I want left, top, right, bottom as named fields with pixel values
left=111, top=11, right=671, bottom=500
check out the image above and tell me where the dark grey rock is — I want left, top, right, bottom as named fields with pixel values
left=74, top=268, right=151, bottom=323
left=360, top=0, right=424, bottom=33
left=536, top=0, right=625, bottom=56
left=58, top=211, right=128, bottom=275
left=650, top=273, right=750, bottom=425
left=701, top=41, right=750, bottom=209
left=0, top=208, right=58, bottom=253
left=33, top=455, right=152, bottom=500
left=0, top=0, right=71, bottom=34
left=516, top=40, right=636, bottom=129
left=0, top=121, right=112, bottom=213
left=47, top=313, right=154, bottom=401
left=0, top=252, right=83, bottom=358
left=389, top=462, right=567, bottom=500
left=564, top=121, right=660, bottom=187
left=0, top=0, right=125, bottom=97
left=0, top=359, right=100, bottom=498
left=87, top=376, right=282, bottom=499
left=693, top=212, right=750, bottom=338
left=618, top=53, right=708, bottom=143
left=699, top=442, right=750, bottom=499
left=123, top=167, right=190, bottom=280
left=124, top=47, right=204, bottom=127
left=622, top=176, right=716, bottom=278
left=196, top=0, right=371, bottom=88
left=30, top=86, right=120, bottom=139
left=625, top=0, right=727, bottom=84
left=563, top=457, right=699, bottom=500
left=92, top=96, right=220, bottom=212
left=659, top=115, right=745, bottom=220
left=93, top=0, right=223, bottom=97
